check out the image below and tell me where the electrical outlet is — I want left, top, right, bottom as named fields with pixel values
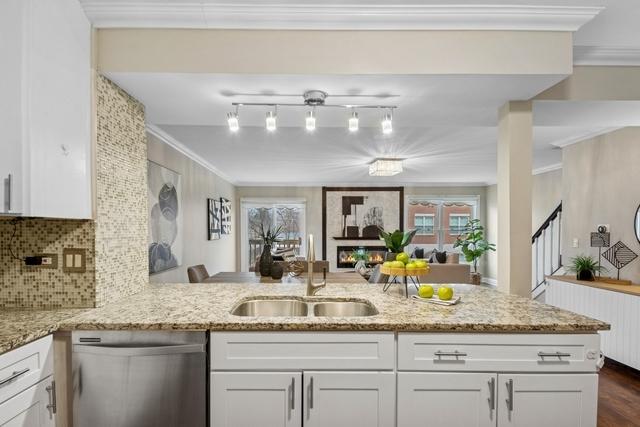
left=26, top=253, right=58, bottom=269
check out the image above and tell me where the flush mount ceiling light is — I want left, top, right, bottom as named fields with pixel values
left=226, top=90, right=396, bottom=133
left=369, top=158, right=403, bottom=177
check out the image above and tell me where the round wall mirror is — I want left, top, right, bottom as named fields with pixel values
left=635, top=204, right=640, bottom=244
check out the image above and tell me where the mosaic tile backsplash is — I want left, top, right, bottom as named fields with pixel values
left=0, top=219, right=96, bottom=309
left=94, top=75, right=148, bottom=307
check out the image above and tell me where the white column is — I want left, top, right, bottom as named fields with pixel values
left=497, top=101, right=533, bottom=297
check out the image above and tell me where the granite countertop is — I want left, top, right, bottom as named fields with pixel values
left=58, top=282, right=609, bottom=333
left=0, top=308, right=88, bottom=354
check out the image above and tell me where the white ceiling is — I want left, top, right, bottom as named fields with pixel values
left=94, top=1, right=640, bottom=186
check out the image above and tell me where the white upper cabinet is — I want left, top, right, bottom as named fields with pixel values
left=0, top=0, right=92, bottom=219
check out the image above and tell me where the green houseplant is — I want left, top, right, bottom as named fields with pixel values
left=259, top=224, right=283, bottom=277
left=567, top=255, right=606, bottom=281
left=453, top=219, right=495, bottom=285
left=379, top=229, right=418, bottom=260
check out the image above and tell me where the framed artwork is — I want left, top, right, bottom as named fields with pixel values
left=148, top=161, right=183, bottom=274
left=322, top=187, right=404, bottom=260
left=220, top=197, right=232, bottom=235
left=208, top=198, right=221, bottom=240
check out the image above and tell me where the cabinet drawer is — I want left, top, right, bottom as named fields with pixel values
left=0, top=335, right=53, bottom=404
left=211, top=332, right=394, bottom=370
left=398, top=333, right=600, bottom=372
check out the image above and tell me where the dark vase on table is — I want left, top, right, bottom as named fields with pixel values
left=271, top=263, right=284, bottom=280
left=577, top=270, right=594, bottom=281
left=259, top=244, right=273, bottom=277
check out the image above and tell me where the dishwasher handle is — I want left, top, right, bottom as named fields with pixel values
left=73, top=343, right=205, bottom=357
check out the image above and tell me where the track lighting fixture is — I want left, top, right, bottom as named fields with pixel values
left=306, top=109, right=316, bottom=132
left=227, top=111, right=239, bottom=132
left=266, top=110, right=277, bottom=132
left=381, top=112, right=393, bottom=134
left=348, top=111, right=359, bottom=132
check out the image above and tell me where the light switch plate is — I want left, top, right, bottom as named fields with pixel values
left=63, top=248, right=86, bottom=273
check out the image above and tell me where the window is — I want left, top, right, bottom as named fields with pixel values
left=415, top=214, right=435, bottom=235
left=449, top=214, right=470, bottom=236
left=241, top=198, right=306, bottom=271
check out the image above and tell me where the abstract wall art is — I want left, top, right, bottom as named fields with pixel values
left=208, top=198, right=221, bottom=240
left=148, top=161, right=183, bottom=274
left=220, top=197, right=232, bottom=235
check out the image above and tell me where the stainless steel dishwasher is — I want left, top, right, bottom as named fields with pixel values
left=72, top=331, right=207, bottom=427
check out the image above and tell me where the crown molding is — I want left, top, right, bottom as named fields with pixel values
left=573, top=46, right=640, bottom=66
left=550, top=126, right=622, bottom=148
left=146, top=124, right=238, bottom=185
left=532, top=163, right=562, bottom=176
left=80, top=2, right=602, bottom=31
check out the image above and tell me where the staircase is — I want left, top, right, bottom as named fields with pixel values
left=531, top=203, right=563, bottom=300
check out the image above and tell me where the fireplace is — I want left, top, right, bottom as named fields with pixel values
left=336, top=246, right=387, bottom=269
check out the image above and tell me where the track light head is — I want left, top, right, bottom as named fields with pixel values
left=348, top=111, right=359, bottom=132
left=227, top=112, right=239, bottom=132
left=266, top=110, right=277, bottom=132
left=381, top=112, right=393, bottom=134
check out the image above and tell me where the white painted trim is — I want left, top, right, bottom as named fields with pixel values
left=146, top=124, right=237, bottom=185
left=482, top=277, right=497, bottom=287
left=574, top=46, right=640, bottom=66
left=549, top=126, right=622, bottom=148
left=240, top=197, right=307, bottom=204
left=235, top=181, right=492, bottom=187
left=532, top=163, right=562, bottom=176
left=80, top=2, right=602, bottom=31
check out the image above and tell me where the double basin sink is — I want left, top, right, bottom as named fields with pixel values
left=231, top=296, right=378, bottom=317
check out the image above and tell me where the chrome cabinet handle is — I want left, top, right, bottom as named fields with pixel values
left=434, top=350, right=467, bottom=357
left=538, top=351, right=571, bottom=359
left=309, top=376, right=314, bottom=409
left=488, top=377, right=496, bottom=410
left=46, top=380, right=57, bottom=414
left=0, top=367, right=30, bottom=387
left=289, top=377, right=295, bottom=411
left=505, top=379, right=514, bottom=412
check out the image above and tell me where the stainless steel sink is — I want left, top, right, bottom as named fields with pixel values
left=230, top=299, right=308, bottom=317
left=230, top=297, right=378, bottom=317
left=313, top=301, right=378, bottom=317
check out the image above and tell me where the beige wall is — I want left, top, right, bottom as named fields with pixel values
left=485, top=169, right=564, bottom=283
left=148, top=134, right=237, bottom=282
left=562, top=127, right=640, bottom=282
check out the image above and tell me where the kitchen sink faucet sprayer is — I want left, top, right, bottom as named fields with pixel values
left=306, top=234, right=326, bottom=296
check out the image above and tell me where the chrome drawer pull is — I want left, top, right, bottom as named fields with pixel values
left=505, top=379, right=514, bottom=411
left=434, top=350, right=467, bottom=358
left=289, top=377, right=295, bottom=411
left=488, top=377, right=496, bottom=410
left=0, top=367, right=30, bottom=387
left=46, top=381, right=57, bottom=414
left=538, top=351, right=571, bottom=359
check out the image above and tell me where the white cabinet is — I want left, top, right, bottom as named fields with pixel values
left=211, top=372, right=301, bottom=427
left=0, top=377, right=56, bottom=427
left=303, top=372, right=395, bottom=427
left=497, top=374, right=597, bottom=427
left=0, top=0, right=91, bottom=219
left=397, top=372, right=497, bottom=427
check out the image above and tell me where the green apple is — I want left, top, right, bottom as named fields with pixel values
left=405, top=262, right=418, bottom=270
left=437, top=286, right=454, bottom=301
left=414, top=260, right=428, bottom=269
left=390, top=260, right=405, bottom=269
left=382, top=261, right=392, bottom=267
left=395, top=252, right=410, bottom=265
left=418, top=285, right=434, bottom=298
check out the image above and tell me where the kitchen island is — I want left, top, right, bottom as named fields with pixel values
left=2, top=282, right=609, bottom=427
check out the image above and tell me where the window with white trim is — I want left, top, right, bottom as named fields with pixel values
left=449, top=214, right=470, bottom=236
left=414, top=213, right=435, bottom=235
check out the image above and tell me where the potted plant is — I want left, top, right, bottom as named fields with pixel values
left=453, top=219, right=495, bottom=285
left=259, top=224, right=283, bottom=277
left=567, top=255, right=605, bottom=281
left=379, top=229, right=418, bottom=261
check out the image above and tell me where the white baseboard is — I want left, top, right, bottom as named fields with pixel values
left=482, top=277, right=497, bottom=287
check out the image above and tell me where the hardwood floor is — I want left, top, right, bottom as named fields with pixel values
left=599, top=358, right=640, bottom=426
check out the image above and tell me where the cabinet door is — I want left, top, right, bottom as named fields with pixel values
left=0, top=0, right=24, bottom=215
left=303, top=371, right=395, bottom=427
left=0, top=377, right=55, bottom=426
left=497, top=374, right=597, bottom=427
left=211, top=372, right=301, bottom=427
left=397, top=372, right=497, bottom=427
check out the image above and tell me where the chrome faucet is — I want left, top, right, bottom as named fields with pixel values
left=306, top=234, right=326, bottom=296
